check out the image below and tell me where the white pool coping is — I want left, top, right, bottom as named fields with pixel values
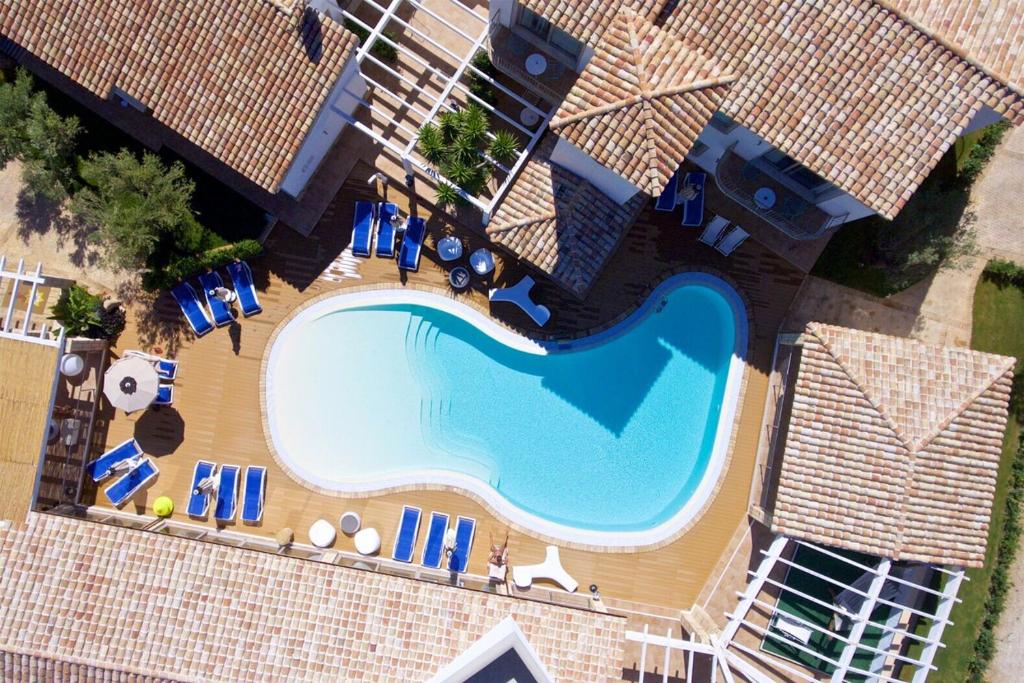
left=265, top=272, right=749, bottom=548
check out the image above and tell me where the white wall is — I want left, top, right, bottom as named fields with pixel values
left=489, top=0, right=515, bottom=26
left=279, top=56, right=367, bottom=198
left=550, top=138, right=641, bottom=205
left=961, top=105, right=1005, bottom=136
left=689, top=118, right=875, bottom=225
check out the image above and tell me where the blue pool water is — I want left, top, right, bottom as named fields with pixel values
left=266, top=277, right=743, bottom=538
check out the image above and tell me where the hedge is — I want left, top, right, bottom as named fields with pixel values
left=984, top=259, right=1024, bottom=289
left=966, top=433, right=1024, bottom=681
left=142, top=239, right=262, bottom=291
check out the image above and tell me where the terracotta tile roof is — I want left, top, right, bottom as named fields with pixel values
left=486, top=137, right=646, bottom=297
left=550, top=9, right=734, bottom=196
left=0, top=514, right=626, bottom=681
left=882, top=0, right=1024, bottom=92
left=771, top=323, right=1016, bottom=567
left=520, top=0, right=668, bottom=48
left=0, top=0, right=358, bottom=193
left=526, top=0, right=1024, bottom=219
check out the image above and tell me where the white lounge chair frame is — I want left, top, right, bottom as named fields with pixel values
left=512, top=545, right=578, bottom=592
left=772, top=612, right=813, bottom=645
left=488, top=275, right=550, bottom=327
left=716, top=226, right=750, bottom=256
left=698, top=215, right=730, bottom=246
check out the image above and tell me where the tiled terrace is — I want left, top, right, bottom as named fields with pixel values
left=76, top=159, right=807, bottom=616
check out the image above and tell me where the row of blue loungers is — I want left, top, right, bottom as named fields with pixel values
left=187, top=461, right=266, bottom=524
left=84, top=438, right=160, bottom=507
left=391, top=505, right=476, bottom=572
left=170, top=260, right=262, bottom=337
left=351, top=200, right=426, bottom=272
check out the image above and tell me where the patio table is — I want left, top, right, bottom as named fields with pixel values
left=754, top=187, right=777, bottom=209
left=526, top=53, right=547, bottom=76
left=437, top=235, right=464, bottom=261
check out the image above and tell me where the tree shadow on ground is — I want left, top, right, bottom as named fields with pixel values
left=15, top=188, right=101, bottom=269
left=132, top=288, right=195, bottom=356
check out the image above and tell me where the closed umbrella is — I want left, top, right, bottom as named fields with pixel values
left=103, top=356, right=160, bottom=413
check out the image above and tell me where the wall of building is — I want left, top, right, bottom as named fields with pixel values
left=550, top=138, right=641, bottom=205
left=961, top=105, right=1005, bottom=136
left=687, top=119, right=875, bottom=225
left=279, top=53, right=367, bottom=198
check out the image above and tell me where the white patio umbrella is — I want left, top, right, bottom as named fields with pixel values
left=103, top=356, right=160, bottom=413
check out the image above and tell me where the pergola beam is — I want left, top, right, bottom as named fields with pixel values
left=831, top=558, right=893, bottom=682
left=723, top=535, right=789, bottom=642
left=912, top=568, right=965, bottom=683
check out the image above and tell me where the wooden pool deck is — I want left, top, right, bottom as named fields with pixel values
left=85, top=164, right=806, bottom=612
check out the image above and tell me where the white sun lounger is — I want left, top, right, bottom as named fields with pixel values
left=715, top=225, right=749, bottom=256
left=772, top=612, right=813, bottom=645
left=698, top=215, right=730, bottom=247
left=488, top=276, right=550, bottom=327
left=512, top=545, right=578, bottom=592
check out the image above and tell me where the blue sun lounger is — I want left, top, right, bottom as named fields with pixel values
left=104, top=458, right=159, bottom=507
left=154, top=384, right=173, bottom=406
left=655, top=168, right=680, bottom=211
left=215, top=464, right=240, bottom=523
left=392, top=505, right=421, bottom=563
left=198, top=271, right=234, bottom=327
left=352, top=200, right=375, bottom=257
left=225, top=261, right=262, bottom=317
left=171, top=282, right=213, bottom=337
left=681, top=172, right=707, bottom=227
left=241, top=465, right=266, bottom=524
left=125, top=351, right=178, bottom=381
left=376, top=202, right=398, bottom=258
left=448, top=516, right=476, bottom=573
left=187, top=460, right=217, bottom=517
left=85, top=437, right=143, bottom=482
left=398, top=216, right=426, bottom=272
left=421, top=511, right=449, bottom=568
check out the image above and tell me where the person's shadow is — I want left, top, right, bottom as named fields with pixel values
left=229, top=320, right=242, bottom=355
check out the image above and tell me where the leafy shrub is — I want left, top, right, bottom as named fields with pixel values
left=50, top=284, right=101, bottom=337
left=960, top=120, right=1012, bottom=184
left=984, top=259, right=1024, bottom=288
left=343, top=19, right=398, bottom=61
left=467, top=50, right=497, bottom=106
left=142, top=239, right=262, bottom=291
left=96, top=304, right=127, bottom=340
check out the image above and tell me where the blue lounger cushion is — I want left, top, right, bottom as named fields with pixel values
left=241, top=466, right=266, bottom=524
left=155, top=358, right=178, bottom=381
left=154, top=384, right=173, bottom=405
left=225, top=261, right=262, bottom=317
left=215, top=464, right=240, bottom=522
left=85, top=438, right=142, bottom=482
left=398, top=216, right=426, bottom=272
left=198, top=271, right=234, bottom=327
left=171, top=282, right=213, bottom=337
left=187, top=460, right=217, bottom=517
left=448, top=516, right=476, bottom=573
left=421, top=511, right=449, bottom=568
left=655, top=168, right=680, bottom=211
left=392, top=505, right=421, bottom=563
left=681, top=172, right=707, bottom=227
left=104, top=458, right=158, bottom=507
left=376, top=202, right=398, bottom=258
left=352, top=200, right=375, bottom=257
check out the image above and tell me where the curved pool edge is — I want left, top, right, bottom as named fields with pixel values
left=260, top=273, right=749, bottom=551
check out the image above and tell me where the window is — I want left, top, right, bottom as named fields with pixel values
left=518, top=7, right=551, bottom=40
left=548, top=26, right=583, bottom=62
left=708, top=111, right=737, bottom=133
left=759, top=149, right=831, bottom=194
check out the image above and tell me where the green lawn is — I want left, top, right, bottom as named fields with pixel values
left=928, top=274, right=1024, bottom=682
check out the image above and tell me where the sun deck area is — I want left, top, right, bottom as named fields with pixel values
left=68, top=161, right=806, bottom=617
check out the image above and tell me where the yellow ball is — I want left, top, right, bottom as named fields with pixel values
left=153, top=496, right=174, bottom=517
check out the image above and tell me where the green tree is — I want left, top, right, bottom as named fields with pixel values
left=21, top=98, right=80, bottom=200
left=416, top=104, right=519, bottom=204
left=50, top=284, right=101, bottom=337
left=0, top=68, right=38, bottom=163
left=72, top=150, right=205, bottom=271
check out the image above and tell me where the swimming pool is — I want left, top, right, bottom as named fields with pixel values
left=264, top=273, right=747, bottom=547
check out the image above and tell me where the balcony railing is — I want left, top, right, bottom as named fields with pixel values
left=713, top=145, right=846, bottom=240
left=487, top=23, right=577, bottom=105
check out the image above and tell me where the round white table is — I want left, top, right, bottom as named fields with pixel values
left=437, top=236, right=464, bottom=262
left=754, top=187, right=777, bottom=209
left=520, top=108, right=540, bottom=127
left=309, top=519, right=336, bottom=548
left=354, top=528, right=381, bottom=556
left=470, top=248, right=495, bottom=276
left=525, top=53, right=547, bottom=76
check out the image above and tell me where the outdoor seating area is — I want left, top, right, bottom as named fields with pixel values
left=187, top=461, right=263, bottom=525
left=171, top=259, right=262, bottom=335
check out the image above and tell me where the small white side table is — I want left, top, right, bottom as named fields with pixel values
left=309, top=519, right=336, bottom=548
left=339, top=511, right=361, bottom=535
left=354, top=528, right=381, bottom=556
